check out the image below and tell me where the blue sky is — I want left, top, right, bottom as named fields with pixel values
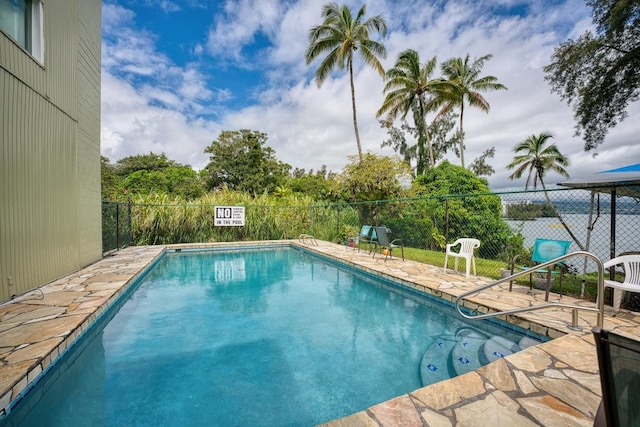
left=100, top=0, right=640, bottom=191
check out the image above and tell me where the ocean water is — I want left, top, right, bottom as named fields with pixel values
left=506, top=213, right=639, bottom=269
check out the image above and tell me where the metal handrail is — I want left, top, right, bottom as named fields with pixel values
left=454, top=251, right=605, bottom=329
left=298, top=234, right=318, bottom=246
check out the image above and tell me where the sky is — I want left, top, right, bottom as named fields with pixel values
left=100, top=0, right=640, bottom=192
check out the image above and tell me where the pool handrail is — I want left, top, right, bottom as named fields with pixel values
left=454, top=251, right=605, bottom=329
left=298, top=234, right=318, bottom=245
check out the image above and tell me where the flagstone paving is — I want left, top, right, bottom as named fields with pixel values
left=1, top=241, right=639, bottom=426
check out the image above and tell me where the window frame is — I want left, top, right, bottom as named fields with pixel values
left=0, top=0, right=44, bottom=63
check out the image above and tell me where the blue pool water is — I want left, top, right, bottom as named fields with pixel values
left=2, top=247, right=545, bottom=426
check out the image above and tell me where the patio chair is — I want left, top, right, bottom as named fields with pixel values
left=603, top=255, right=640, bottom=312
left=372, top=226, right=404, bottom=261
left=509, top=238, right=571, bottom=302
left=444, top=238, right=480, bottom=278
left=349, top=225, right=377, bottom=253
left=592, top=326, right=640, bottom=427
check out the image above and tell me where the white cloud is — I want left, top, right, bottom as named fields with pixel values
left=140, top=0, right=182, bottom=12
left=101, top=72, right=217, bottom=169
left=102, top=3, right=135, bottom=30
left=205, top=0, right=282, bottom=64
left=101, top=0, right=640, bottom=192
left=157, top=1, right=180, bottom=13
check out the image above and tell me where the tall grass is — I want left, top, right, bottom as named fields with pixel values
left=131, top=191, right=359, bottom=245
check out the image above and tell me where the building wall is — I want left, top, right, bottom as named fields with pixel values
left=76, top=0, right=103, bottom=266
left=0, top=0, right=102, bottom=301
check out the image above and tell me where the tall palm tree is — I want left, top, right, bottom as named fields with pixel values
left=440, top=54, right=507, bottom=168
left=507, top=132, right=569, bottom=189
left=305, top=2, right=387, bottom=162
left=507, top=132, right=584, bottom=250
left=376, top=49, right=449, bottom=174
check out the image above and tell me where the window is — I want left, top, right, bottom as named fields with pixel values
left=0, top=0, right=44, bottom=62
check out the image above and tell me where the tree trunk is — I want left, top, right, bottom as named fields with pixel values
left=540, top=176, right=585, bottom=251
left=427, top=130, right=435, bottom=168
left=419, top=98, right=435, bottom=168
left=459, top=103, right=465, bottom=168
left=414, top=106, right=426, bottom=174
left=349, top=58, right=363, bottom=162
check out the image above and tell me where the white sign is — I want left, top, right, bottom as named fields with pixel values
left=214, top=206, right=245, bottom=226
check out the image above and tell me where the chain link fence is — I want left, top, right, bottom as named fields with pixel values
left=102, top=200, right=132, bottom=253
left=102, top=185, right=639, bottom=305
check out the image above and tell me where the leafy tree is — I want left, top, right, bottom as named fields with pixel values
left=377, top=50, right=450, bottom=173
left=305, top=2, right=387, bottom=161
left=339, top=152, right=412, bottom=223
left=379, top=111, right=459, bottom=175
left=114, top=152, right=180, bottom=176
left=103, top=152, right=204, bottom=200
left=506, top=132, right=584, bottom=249
left=287, top=168, right=338, bottom=201
left=203, top=130, right=290, bottom=194
left=379, top=118, right=416, bottom=168
left=121, top=167, right=204, bottom=200
left=415, top=160, right=492, bottom=196
left=101, top=156, right=122, bottom=200
left=413, top=161, right=513, bottom=259
left=439, top=54, right=507, bottom=168
left=544, top=0, right=639, bottom=152
left=469, top=147, right=496, bottom=176
left=291, top=167, right=307, bottom=179
left=506, top=203, right=557, bottom=220
left=427, top=110, right=461, bottom=165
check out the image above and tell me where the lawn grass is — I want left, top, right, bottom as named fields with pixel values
left=395, top=246, right=602, bottom=302
left=402, top=247, right=505, bottom=279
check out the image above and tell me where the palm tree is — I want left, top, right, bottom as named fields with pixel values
left=305, top=3, right=387, bottom=162
left=506, top=132, right=569, bottom=189
left=440, top=54, right=507, bottom=168
left=376, top=49, right=450, bottom=174
left=507, top=132, right=584, bottom=250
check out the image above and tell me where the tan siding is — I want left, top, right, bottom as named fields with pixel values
left=45, top=1, right=79, bottom=117
left=0, top=24, right=46, bottom=100
left=0, top=0, right=102, bottom=302
left=76, top=0, right=102, bottom=265
left=0, top=1, right=80, bottom=117
left=0, top=70, right=79, bottom=300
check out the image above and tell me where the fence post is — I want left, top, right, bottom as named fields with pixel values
left=127, top=197, right=132, bottom=247
left=445, top=197, right=449, bottom=243
left=609, top=188, right=616, bottom=280
left=115, top=203, right=120, bottom=250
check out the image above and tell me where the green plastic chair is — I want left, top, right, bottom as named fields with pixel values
left=509, top=238, right=572, bottom=301
left=351, top=225, right=377, bottom=253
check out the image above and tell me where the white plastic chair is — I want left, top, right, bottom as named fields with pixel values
left=444, top=238, right=480, bottom=278
left=603, top=255, right=640, bottom=311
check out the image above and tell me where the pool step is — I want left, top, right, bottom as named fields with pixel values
left=419, top=337, right=457, bottom=385
left=420, top=327, right=524, bottom=386
left=483, top=335, right=520, bottom=363
left=450, top=328, right=489, bottom=377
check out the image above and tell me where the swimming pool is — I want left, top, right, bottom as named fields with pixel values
left=1, top=246, right=546, bottom=426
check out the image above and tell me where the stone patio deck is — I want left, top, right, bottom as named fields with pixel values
left=1, top=241, right=639, bottom=426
